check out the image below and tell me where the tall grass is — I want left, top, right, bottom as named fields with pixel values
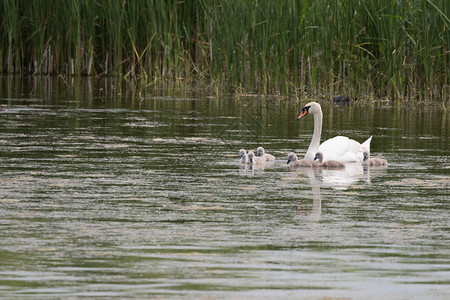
left=0, top=0, right=448, bottom=102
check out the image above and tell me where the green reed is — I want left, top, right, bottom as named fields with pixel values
left=0, top=0, right=448, bottom=102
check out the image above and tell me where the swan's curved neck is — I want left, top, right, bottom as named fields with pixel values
left=304, top=110, right=322, bottom=160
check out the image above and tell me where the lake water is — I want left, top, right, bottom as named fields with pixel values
left=0, top=77, right=449, bottom=299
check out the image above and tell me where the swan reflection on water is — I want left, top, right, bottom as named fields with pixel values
left=294, top=168, right=323, bottom=222
left=362, top=162, right=389, bottom=184
left=239, top=160, right=275, bottom=175
left=237, top=153, right=388, bottom=220
left=294, top=161, right=388, bottom=220
left=293, top=165, right=354, bottom=221
left=318, top=162, right=364, bottom=189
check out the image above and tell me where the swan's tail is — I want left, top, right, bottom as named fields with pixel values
left=361, top=136, right=372, bottom=152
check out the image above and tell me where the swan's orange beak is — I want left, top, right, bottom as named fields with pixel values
left=297, top=110, right=308, bottom=120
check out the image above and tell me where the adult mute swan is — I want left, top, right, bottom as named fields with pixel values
left=297, top=102, right=372, bottom=162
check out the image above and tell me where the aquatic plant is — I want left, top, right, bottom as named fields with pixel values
left=0, top=0, right=448, bottom=102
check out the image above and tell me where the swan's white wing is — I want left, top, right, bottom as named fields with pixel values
left=318, top=136, right=370, bottom=162
left=319, top=136, right=352, bottom=155
left=360, top=136, right=372, bottom=152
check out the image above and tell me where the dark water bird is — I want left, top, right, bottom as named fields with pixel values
left=314, top=152, right=346, bottom=169
left=332, top=95, right=350, bottom=104
left=362, top=150, right=388, bottom=166
left=332, top=95, right=357, bottom=105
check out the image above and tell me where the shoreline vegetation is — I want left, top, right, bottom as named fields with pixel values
left=1, top=0, right=449, bottom=103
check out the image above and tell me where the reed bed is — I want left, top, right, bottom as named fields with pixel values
left=1, top=0, right=448, bottom=102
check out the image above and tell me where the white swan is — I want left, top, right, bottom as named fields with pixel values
left=362, top=150, right=388, bottom=166
left=287, top=152, right=320, bottom=169
left=297, top=102, right=372, bottom=162
left=239, top=149, right=248, bottom=163
left=247, top=151, right=265, bottom=165
left=314, top=151, right=346, bottom=169
left=256, top=147, right=276, bottom=161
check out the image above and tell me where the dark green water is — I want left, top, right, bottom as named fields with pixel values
left=0, top=77, right=449, bottom=299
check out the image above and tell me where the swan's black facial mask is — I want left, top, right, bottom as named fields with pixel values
left=298, top=106, right=310, bottom=120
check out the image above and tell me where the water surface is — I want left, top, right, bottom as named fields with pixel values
left=0, top=77, right=449, bottom=299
